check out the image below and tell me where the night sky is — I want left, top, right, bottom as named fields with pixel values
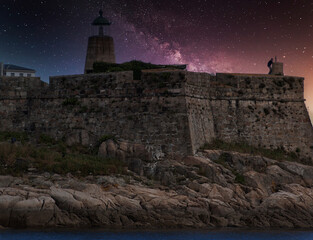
left=1, top=0, right=313, bottom=120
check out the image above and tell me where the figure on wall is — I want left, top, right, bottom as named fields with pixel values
left=267, top=58, right=273, bottom=74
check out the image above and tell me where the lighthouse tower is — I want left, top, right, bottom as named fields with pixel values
left=84, top=10, right=116, bottom=74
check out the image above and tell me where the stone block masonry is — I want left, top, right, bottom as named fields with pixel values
left=84, top=36, right=116, bottom=74
left=0, top=71, right=312, bottom=161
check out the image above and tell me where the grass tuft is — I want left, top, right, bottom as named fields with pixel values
left=201, top=139, right=300, bottom=162
left=0, top=142, right=126, bottom=177
left=0, top=131, right=29, bottom=143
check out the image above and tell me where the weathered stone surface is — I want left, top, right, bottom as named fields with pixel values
left=50, top=187, right=84, bottom=211
left=0, top=151, right=312, bottom=229
left=0, top=71, right=312, bottom=161
left=0, top=176, right=15, bottom=187
left=277, top=162, right=313, bottom=186
left=99, top=140, right=152, bottom=162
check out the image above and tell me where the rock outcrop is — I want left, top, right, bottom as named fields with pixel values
left=0, top=149, right=313, bottom=229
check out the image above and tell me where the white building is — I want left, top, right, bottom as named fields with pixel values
left=0, top=63, right=36, bottom=77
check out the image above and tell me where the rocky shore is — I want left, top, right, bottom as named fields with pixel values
left=0, top=148, right=313, bottom=229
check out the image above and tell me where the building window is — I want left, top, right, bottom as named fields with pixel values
left=27, top=74, right=31, bottom=77
left=19, top=73, right=23, bottom=77
left=11, top=73, right=14, bottom=77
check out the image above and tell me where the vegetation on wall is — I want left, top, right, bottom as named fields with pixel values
left=0, top=131, right=29, bottom=143
left=200, top=139, right=300, bottom=162
left=62, top=97, right=80, bottom=106
left=0, top=131, right=126, bottom=177
left=93, top=60, right=186, bottom=80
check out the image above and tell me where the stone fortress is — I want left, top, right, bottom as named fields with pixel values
left=0, top=11, right=312, bottom=161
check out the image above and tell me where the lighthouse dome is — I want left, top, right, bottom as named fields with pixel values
left=92, top=10, right=111, bottom=26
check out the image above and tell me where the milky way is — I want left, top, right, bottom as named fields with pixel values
left=1, top=0, right=313, bottom=119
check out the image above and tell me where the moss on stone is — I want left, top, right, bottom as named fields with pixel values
left=234, top=173, right=245, bottom=184
left=98, top=135, right=116, bottom=144
left=62, top=98, right=80, bottom=106
left=263, top=108, right=270, bottom=115
left=0, top=131, right=29, bottom=143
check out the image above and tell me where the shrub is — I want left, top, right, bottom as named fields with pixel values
left=39, top=134, right=56, bottom=145
left=216, top=152, right=232, bottom=167
left=62, top=98, right=80, bottom=106
left=0, top=142, right=126, bottom=176
left=200, top=139, right=300, bottom=162
left=78, top=106, right=88, bottom=113
left=234, top=173, right=245, bottom=184
left=43, top=154, right=126, bottom=176
left=0, top=131, right=29, bottom=142
left=98, top=135, right=116, bottom=144
left=211, top=151, right=245, bottom=184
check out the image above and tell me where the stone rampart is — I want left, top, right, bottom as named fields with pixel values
left=215, top=73, right=304, bottom=101
left=0, top=77, right=47, bottom=99
left=185, top=73, right=312, bottom=159
left=0, top=77, right=48, bottom=131
left=0, top=71, right=312, bottom=161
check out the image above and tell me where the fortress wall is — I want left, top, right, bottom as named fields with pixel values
left=185, top=97, right=215, bottom=153
left=0, top=77, right=47, bottom=99
left=207, top=74, right=313, bottom=159
left=0, top=99, right=29, bottom=131
left=49, top=71, right=186, bottom=98
left=0, top=71, right=312, bottom=160
left=185, top=72, right=213, bottom=97
left=0, top=77, right=48, bottom=133
left=208, top=99, right=313, bottom=158
left=140, top=71, right=186, bottom=94
left=49, top=72, right=135, bottom=97
left=184, top=72, right=216, bottom=153
left=25, top=72, right=192, bottom=158
left=0, top=77, right=46, bottom=90
left=26, top=96, right=192, bottom=158
left=182, top=73, right=312, bottom=159
left=214, top=73, right=304, bottom=101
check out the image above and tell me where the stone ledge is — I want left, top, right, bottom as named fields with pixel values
left=216, top=72, right=304, bottom=79
left=0, top=96, right=306, bottom=102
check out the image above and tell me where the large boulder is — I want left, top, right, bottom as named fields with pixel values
left=99, top=140, right=152, bottom=161
left=98, top=140, right=152, bottom=175
left=277, top=161, right=313, bottom=187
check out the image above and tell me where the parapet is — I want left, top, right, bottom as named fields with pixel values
left=0, top=76, right=48, bottom=99
left=272, top=62, right=284, bottom=75
left=44, top=71, right=305, bottom=103
left=215, top=73, right=304, bottom=101
left=49, top=71, right=134, bottom=97
left=0, top=70, right=311, bottom=161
